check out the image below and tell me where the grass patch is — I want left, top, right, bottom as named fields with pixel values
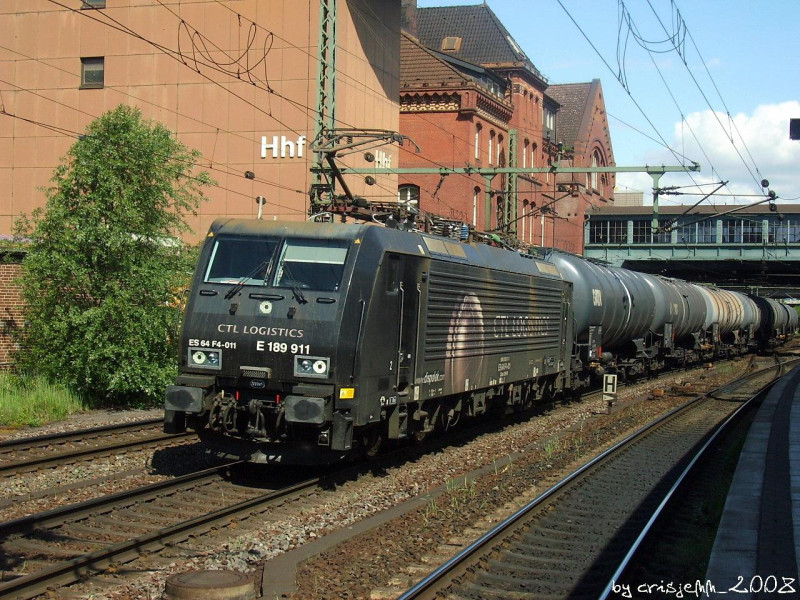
left=0, top=373, right=88, bottom=428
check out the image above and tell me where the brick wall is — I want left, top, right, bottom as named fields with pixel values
left=0, top=253, right=25, bottom=370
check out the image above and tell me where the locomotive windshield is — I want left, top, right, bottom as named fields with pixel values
left=204, top=237, right=280, bottom=284
left=203, top=235, right=349, bottom=292
left=272, top=238, right=349, bottom=292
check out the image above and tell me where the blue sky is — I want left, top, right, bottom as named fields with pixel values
left=416, top=0, right=800, bottom=206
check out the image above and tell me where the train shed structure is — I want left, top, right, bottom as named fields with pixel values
left=583, top=204, right=800, bottom=298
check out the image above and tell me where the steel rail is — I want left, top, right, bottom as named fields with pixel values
left=0, top=420, right=192, bottom=476
left=397, top=357, right=797, bottom=600
left=0, top=464, right=322, bottom=600
left=597, top=357, right=795, bottom=599
left=0, top=463, right=239, bottom=538
left=0, top=418, right=163, bottom=450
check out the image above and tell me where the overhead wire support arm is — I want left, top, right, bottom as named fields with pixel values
left=331, top=163, right=701, bottom=177
left=311, top=128, right=420, bottom=156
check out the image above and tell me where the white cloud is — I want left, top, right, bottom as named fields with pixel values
left=616, top=101, right=800, bottom=204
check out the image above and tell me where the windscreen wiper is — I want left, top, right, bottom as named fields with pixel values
left=224, top=260, right=270, bottom=300
left=282, top=263, right=308, bottom=304
left=291, top=284, right=307, bottom=305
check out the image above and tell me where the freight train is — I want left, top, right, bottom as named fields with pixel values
left=164, top=218, right=798, bottom=464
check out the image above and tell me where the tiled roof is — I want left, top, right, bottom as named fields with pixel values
left=545, top=82, right=594, bottom=146
left=416, top=4, right=545, bottom=82
left=401, top=31, right=509, bottom=103
left=401, top=32, right=470, bottom=89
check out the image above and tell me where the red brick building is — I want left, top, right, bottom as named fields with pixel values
left=399, top=32, right=514, bottom=229
left=0, top=246, right=24, bottom=369
left=546, top=80, right=616, bottom=253
left=399, top=2, right=615, bottom=253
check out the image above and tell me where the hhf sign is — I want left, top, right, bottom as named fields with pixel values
left=261, top=134, right=306, bottom=159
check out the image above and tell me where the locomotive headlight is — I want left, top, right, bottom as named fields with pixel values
left=189, top=347, right=222, bottom=369
left=297, top=359, right=314, bottom=374
left=295, top=356, right=329, bottom=378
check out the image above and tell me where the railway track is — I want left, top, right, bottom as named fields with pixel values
left=0, top=355, right=792, bottom=598
left=0, top=418, right=192, bottom=477
left=397, top=358, right=795, bottom=600
left=0, top=462, right=323, bottom=600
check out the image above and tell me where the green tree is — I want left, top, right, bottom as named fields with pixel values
left=14, top=105, right=212, bottom=404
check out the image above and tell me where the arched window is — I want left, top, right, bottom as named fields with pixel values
left=474, top=123, right=482, bottom=161
left=398, top=184, right=420, bottom=205
left=591, top=149, right=606, bottom=191
left=498, top=135, right=505, bottom=166
left=523, top=139, right=530, bottom=169
left=488, top=130, right=495, bottom=165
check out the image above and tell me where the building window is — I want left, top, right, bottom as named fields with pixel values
left=488, top=131, right=495, bottom=165
left=588, top=220, right=606, bottom=244
left=789, top=222, right=800, bottom=242
left=81, top=0, right=106, bottom=7
left=632, top=220, right=651, bottom=244
left=521, top=200, right=529, bottom=242
left=769, top=221, right=784, bottom=243
left=697, top=220, right=715, bottom=243
left=608, top=220, right=627, bottom=244
left=398, top=184, right=420, bottom=206
left=497, top=135, right=505, bottom=167
left=769, top=220, right=788, bottom=243
left=543, top=106, right=555, bottom=139
left=589, top=219, right=627, bottom=245
left=496, top=195, right=505, bottom=229
left=653, top=222, right=671, bottom=243
left=590, top=149, right=606, bottom=191
left=80, top=57, right=104, bottom=88
left=722, top=219, right=741, bottom=243
left=441, top=36, right=462, bottom=52
left=742, top=219, right=763, bottom=244
left=474, top=123, right=482, bottom=161
left=522, top=139, right=529, bottom=169
left=679, top=221, right=696, bottom=244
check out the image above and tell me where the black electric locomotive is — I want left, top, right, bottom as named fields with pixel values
left=165, top=218, right=573, bottom=464
left=165, top=218, right=797, bottom=464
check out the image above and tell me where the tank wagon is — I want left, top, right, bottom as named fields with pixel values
left=750, top=295, right=799, bottom=347
left=165, top=219, right=795, bottom=464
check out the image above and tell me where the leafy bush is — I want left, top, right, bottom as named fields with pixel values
left=13, top=105, right=211, bottom=405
